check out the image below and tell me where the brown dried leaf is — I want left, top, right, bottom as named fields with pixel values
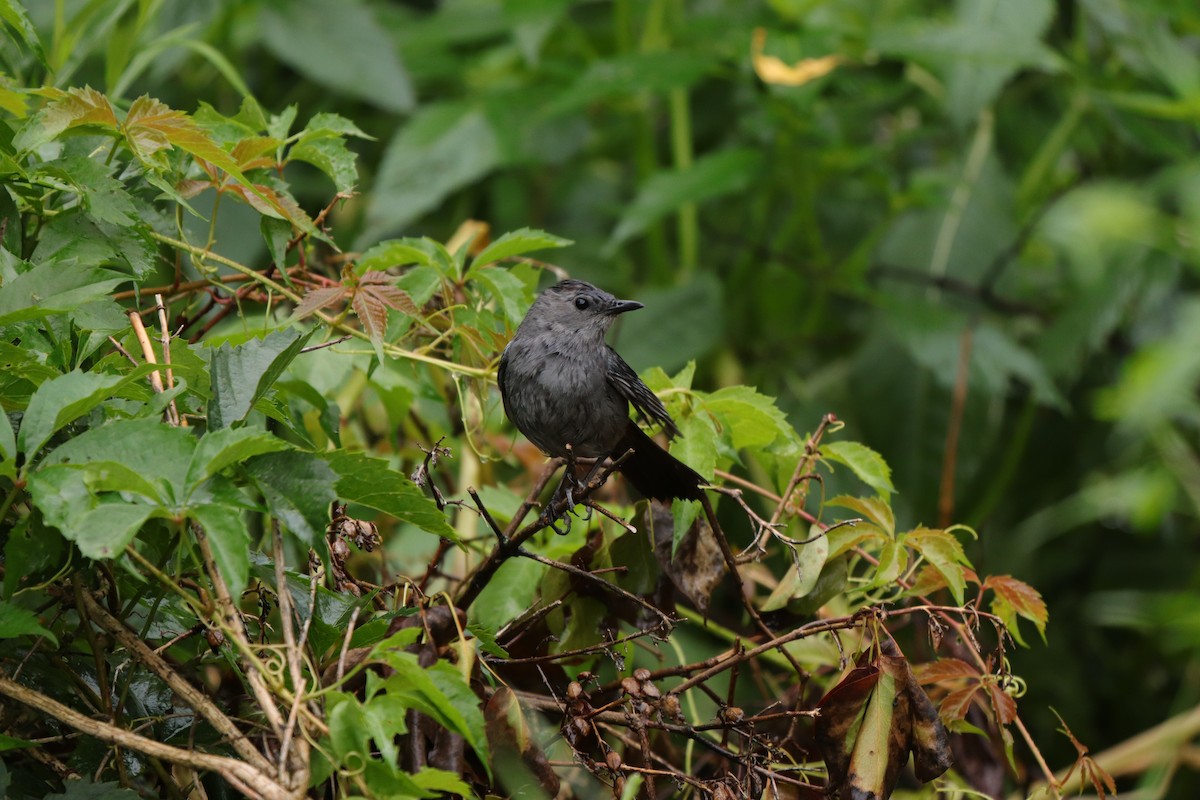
left=648, top=501, right=725, bottom=614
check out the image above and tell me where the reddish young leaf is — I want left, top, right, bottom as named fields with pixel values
left=294, top=286, right=346, bottom=320
left=124, top=96, right=242, bottom=176
left=939, top=683, right=981, bottom=722
left=985, top=574, right=1048, bottom=643
left=913, top=657, right=979, bottom=684
left=985, top=680, right=1018, bottom=725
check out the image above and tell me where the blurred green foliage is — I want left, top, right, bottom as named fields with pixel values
left=3, top=0, right=1200, bottom=795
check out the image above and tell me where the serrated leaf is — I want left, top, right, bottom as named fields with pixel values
left=326, top=451, right=458, bottom=541
left=13, top=88, right=118, bottom=153
left=0, top=602, right=57, bottom=646
left=18, top=370, right=124, bottom=459
left=352, top=272, right=417, bottom=347
left=673, top=411, right=717, bottom=481
left=472, top=266, right=531, bottom=325
left=356, top=237, right=455, bottom=276
left=207, top=328, right=313, bottom=429
left=0, top=261, right=127, bottom=325
left=704, top=384, right=792, bottom=450
left=290, top=135, right=359, bottom=193
left=185, top=427, right=291, bottom=493
left=293, top=286, right=346, bottom=320
left=904, top=527, right=970, bottom=605
left=471, top=227, right=572, bottom=269
left=827, top=494, right=895, bottom=537
left=244, top=451, right=338, bottom=547
left=190, top=503, right=250, bottom=598
left=28, top=465, right=160, bottom=559
left=823, top=440, right=895, bottom=496
left=985, top=574, right=1048, bottom=645
left=123, top=96, right=243, bottom=176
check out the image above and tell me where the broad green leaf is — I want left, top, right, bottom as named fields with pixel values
left=904, top=527, right=970, bottom=605
left=29, top=466, right=158, bottom=559
left=670, top=497, right=703, bottom=557
left=207, top=328, right=313, bottom=429
left=18, top=370, right=124, bottom=459
left=0, top=0, right=47, bottom=67
left=0, top=261, right=126, bottom=325
left=185, top=427, right=291, bottom=493
left=326, top=451, right=458, bottom=541
left=13, top=88, right=118, bottom=153
left=356, top=237, right=455, bottom=276
left=761, top=523, right=829, bottom=611
left=471, top=227, right=572, bottom=269
left=261, top=0, right=414, bottom=113
left=823, top=441, right=895, bottom=497
left=468, top=557, right=545, bottom=631
left=363, top=103, right=500, bottom=241
left=32, top=208, right=158, bottom=278
left=374, top=652, right=490, bottom=774
left=190, top=503, right=250, bottom=599
left=872, top=0, right=1058, bottom=127
left=827, top=495, right=895, bottom=538
left=0, top=402, right=16, bottom=465
left=290, top=134, right=359, bottom=193
left=546, top=51, right=715, bottom=116
left=609, top=148, right=762, bottom=250
left=673, top=412, right=717, bottom=482
left=472, top=267, right=531, bottom=325
left=244, top=451, right=338, bottom=547
left=704, top=385, right=792, bottom=451
left=40, top=419, right=195, bottom=505
left=0, top=602, right=57, bottom=645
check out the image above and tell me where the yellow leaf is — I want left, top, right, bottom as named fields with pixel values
left=751, top=28, right=841, bottom=87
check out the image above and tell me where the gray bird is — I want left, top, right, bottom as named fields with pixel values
left=498, top=279, right=703, bottom=510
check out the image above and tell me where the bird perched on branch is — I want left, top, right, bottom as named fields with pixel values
left=498, top=279, right=703, bottom=522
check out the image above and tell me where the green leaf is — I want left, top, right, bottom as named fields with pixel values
left=0, top=260, right=127, bottom=325
left=363, top=103, right=500, bottom=240
left=190, top=503, right=250, bottom=599
left=39, top=419, right=195, bottom=504
left=290, top=134, right=359, bottom=193
left=608, top=148, right=762, bottom=251
left=704, top=385, right=792, bottom=451
left=468, top=557, right=545, bottom=631
left=670, top=498, right=702, bottom=558
left=28, top=466, right=158, bottom=559
left=0, top=601, right=57, bottom=645
left=827, top=495, right=896, bottom=538
left=374, top=652, right=490, bottom=775
left=356, top=237, right=455, bottom=277
left=823, top=441, right=895, bottom=497
left=18, top=370, right=125, bottom=459
left=244, top=451, right=338, bottom=547
left=207, top=328, right=313, bottom=429
left=326, top=451, right=458, bottom=541
left=185, top=427, right=291, bottom=494
left=12, top=88, right=118, bottom=153
left=673, top=411, right=718, bottom=482
left=471, top=227, right=573, bottom=269
left=472, top=267, right=532, bottom=326
left=0, top=0, right=47, bottom=67
left=904, top=527, right=970, bottom=605
left=261, top=0, right=414, bottom=113
left=0, top=409, right=13, bottom=473
left=546, top=51, right=715, bottom=115
left=761, top=523, right=829, bottom=611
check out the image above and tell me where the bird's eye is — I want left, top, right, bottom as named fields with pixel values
left=574, top=297, right=590, bottom=310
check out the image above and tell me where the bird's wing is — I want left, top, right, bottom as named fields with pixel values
left=497, top=345, right=509, bottom=399
left=605, top=346, right=680, bottom=439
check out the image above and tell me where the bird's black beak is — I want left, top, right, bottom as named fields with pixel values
left=607, top=299, right=644, bottom=316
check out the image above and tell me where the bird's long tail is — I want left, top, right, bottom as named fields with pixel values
left=613, top=421, right=704, bottom=501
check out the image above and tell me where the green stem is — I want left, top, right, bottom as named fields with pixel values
left=149, top=233, right=494, bottom=378
left=669, top=86, right=697, bottom=276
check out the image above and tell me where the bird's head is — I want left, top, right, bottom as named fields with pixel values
left=526, top=279, right=643, bottom=340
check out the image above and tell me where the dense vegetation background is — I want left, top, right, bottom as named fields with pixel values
left=2, top=0, right=1199, bottom=798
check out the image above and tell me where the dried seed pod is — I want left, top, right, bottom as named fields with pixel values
left=633, top=667, right=651, bottom=681
left=620, top=677, right=640, bottom=696
left=720, top=706, right=745, bottom=724
left=641, top=682, right=661, bottom=699
left=566, top=681, right=584, bottom=700
left=605, top=751, right=623, bottom=771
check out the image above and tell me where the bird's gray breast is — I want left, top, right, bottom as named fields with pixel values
left=501, top=332, right=629, bottom=459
